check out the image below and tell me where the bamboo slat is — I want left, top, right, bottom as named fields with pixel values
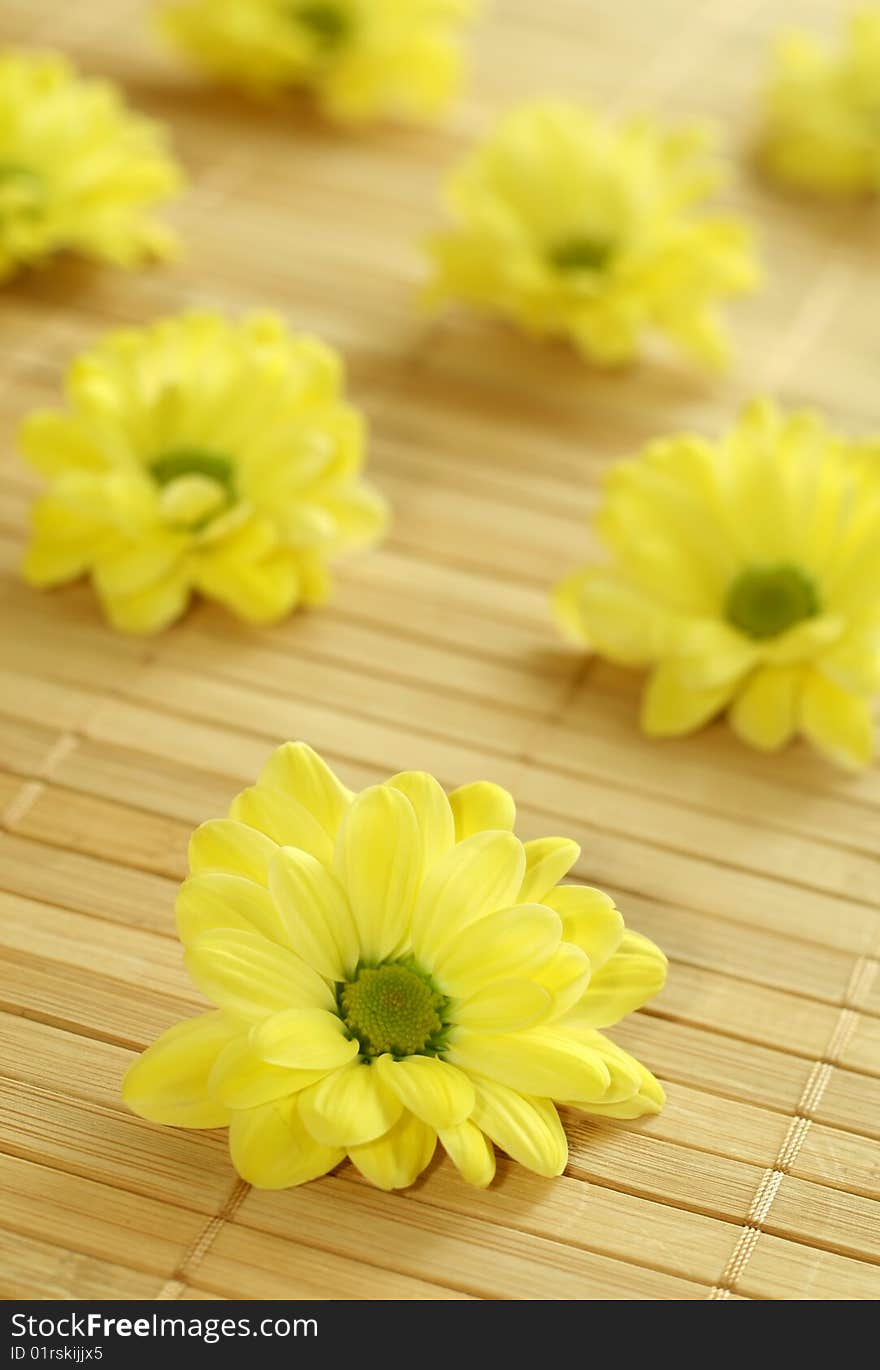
left=1, top=0, right=878, bottom=1300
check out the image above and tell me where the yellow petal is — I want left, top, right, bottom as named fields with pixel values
left=348, top=1111, right=436, bottom=1191
left=229, top=1096, right=343, bottom=1189
left=195, top=547, right=300, bottom=624
left=188, top=818, right=277, bottom=885
left=209, top=1036, right=326, bottom=1109
left=157, top=475, right=227, bottom=528
left=276, top=504, right=335, bottom=548
left=298, top=1062, right=403, bottom=1148
left=175, top=872, right=290, bottom=947
left=561, top=574, right=672, bottom=664
left=258, top=741, right=352, bottom=839
left=26, top=478, right=109, bottom=537
left=438, top=1120, right=496, bottom=1187
left=800, top=671, right=874, bottom=768
left=298, top=552, right=332, bottom=606
left=374, top=1054, right=474, bottom=1129
left=448, top=781, right=516, bottom=840
left=729, top=665, right=800, bottom=751
left=574, top=1091, right=664, bottom=1119
left=323, top=487, right=389, bottom=551
left=428, top=903, right=561, bottom=996
left=570, top=1049, right=665, bottom=1118
left=601, top=1036, right=664, bottom=1109
left=455, top=979, right=552, bottom=1033
left=23, top=489, right=109, bottom=587
left=101, top=571, right=190, bottom=635
left=764, top=615, right=843, bottom=666
left=533, top=943, right=592, bottom=1020
left=230, top=785, right=333, bottom=865
left=185, top=929, right=334, bottom=1019
left=122, top=1011, right=237, bottom=1128
left=269, top=847, right=359, bottom=980
left=411, top=830, right=525, bottom=964
left=574, top=930, right=667, bottom=1028
left=19, top=411, right=107, bottom=476
left=673, top=624, right=759, bottom=690
left=448, top=1026, right=611, bottom=1101
left=543, top=885, right=624, bottom=973
left=93, top=536, right=184, bottom=599
left=250, top=1008, right=358, bottom=1070
left=387, top=771, right=455, bottom=870
left=641, top=663, right=735, bottom=736
left=22, top=532, right=93, bottom=588
left=820, top=633, right=880, bottom=695
left=198, top=511, right=275, bottom=563
left=470, top=1077, right=567, bottom=1178
left=517, top=836, right=580, bottom=902
left=559, top=1027, right=643, bottom=1103
left=551, top=568, right=592, bottom=646
left=333, top=784, right=422, bottom=964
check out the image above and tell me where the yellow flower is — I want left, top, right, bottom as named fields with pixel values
left=0, top=50, right=182, bottom=282
left=553, top=400, right=880, bottom=768
left=159, top=0, right=476, bottom=124
left=760, top=10, right=880, bottom=196
left=123, top=742, right=666, bottom=1191
left=21, top=313, right=387, bottom=633
left=426, top=101, right=758, bottom=368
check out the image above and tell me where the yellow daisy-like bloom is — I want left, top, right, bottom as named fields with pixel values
left=0, top=50, right=182, bottom=283
left=123, top=742, right=667, bottom=1191
left=760, top=10, right=880, bottom=196
left=21, top=313, right=387, bottom=633
left=159, top=0, right=476, bottom=124
left=553, top=400, right=880, bottom=768
left=426, top=102, right=758, bottom=368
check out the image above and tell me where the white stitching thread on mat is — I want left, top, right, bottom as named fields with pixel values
left=708, top=954, right=878, bottom=1299
left=763, top=261, right=854, bottom=391
left=157, top=1178, right=251, bottom=1300
left=2, top=642, right=161, bottom=832
left=1, top=732, right=79, bottom=829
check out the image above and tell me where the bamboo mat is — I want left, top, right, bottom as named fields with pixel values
left=1, top=0, right=879, bottom=1302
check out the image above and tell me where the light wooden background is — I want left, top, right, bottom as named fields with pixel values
left=1, top=0, right=878, bottom=1302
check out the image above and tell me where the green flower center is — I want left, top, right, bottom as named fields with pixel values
left=150, top=449, right=235, bottom=490
left=724, top=564, right=819, bottom=640
left=339, top=963, right=448, bottom=1058
left=549, top=236, right=614, bottom=273
left=0, top=163, right=45, bottom=219
left=292, top=3, right=351, bottom=48
left=149, top=448, right=236, bottom=529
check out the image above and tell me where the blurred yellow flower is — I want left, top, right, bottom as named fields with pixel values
left=160, top=0, right=476, bottom=124
left=0, top=50, right=182, bottom=282
left=123, top=742, right=666, bottom=1191
left=553, top=401, right=880, bottom=768
left=761, top=10, right=880, bottom=195
left=21, top=313, right=388, bottom=633
left=426, top=102, right=758, bottom=368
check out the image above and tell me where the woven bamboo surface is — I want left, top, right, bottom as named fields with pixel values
left=1, top=0, right=879, bottom=1302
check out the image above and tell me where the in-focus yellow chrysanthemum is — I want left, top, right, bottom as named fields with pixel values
left=21, top=313, right=387, bottom=633
left=0, top=50, right=182, bottom=283
left=159, top=0, right=476, bottom=124
left=426, top=102, right=758, bottom=368
left=553, top=400, right=880, bottom=768
left=760, top=10, right=880, bottom=196
left=123, top=742, right=666, bottom=1191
